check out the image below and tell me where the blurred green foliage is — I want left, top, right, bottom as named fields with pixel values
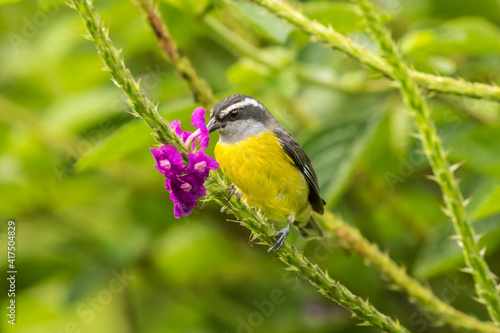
left=1, top=0, right=500, bottom=332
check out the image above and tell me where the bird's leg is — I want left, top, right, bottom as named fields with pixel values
left=268, top=214, right=295, bottom=252
left=220, top=184, right=243, bottom=213
left=226, top=184, right=242, bottom=202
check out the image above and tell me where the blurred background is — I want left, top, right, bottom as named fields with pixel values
left=1, top=0, right=500, bottom=332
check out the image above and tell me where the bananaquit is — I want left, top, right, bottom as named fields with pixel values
left=207, top=94, right=325, bottom=252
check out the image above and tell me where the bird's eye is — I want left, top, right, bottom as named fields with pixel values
left=230, top=110, right=239, bottom=119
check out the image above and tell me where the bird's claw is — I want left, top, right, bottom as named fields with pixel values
left=268, top=226, right=290, bottom=252
left=226, top=184, right=242, bottom=202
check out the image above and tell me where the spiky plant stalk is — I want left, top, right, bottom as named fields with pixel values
left=317, top=213, right=498, bottom=332
left=355, top=0, right=500, bottom=324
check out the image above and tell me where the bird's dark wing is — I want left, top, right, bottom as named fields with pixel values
left=273, top=128, right=325, bottom=214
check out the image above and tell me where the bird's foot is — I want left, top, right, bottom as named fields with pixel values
left=226, top=184, right=242, bottom=202
left=268, top=224, right=290, bottom=252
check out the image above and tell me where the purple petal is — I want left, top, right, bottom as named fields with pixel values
left=191, top=107, right=206, bottom=130
left=150, top=145, right=185, bottom=176
left=165, top=177, right=172, bottom=192
left=183, top=131, right=193, bottom=143
left=187, top=151, right=219, bottom=179
left=173, top=199, right=197, bottom=218
left=167, top=173, right=207, bottom=218
left=173, top=204, right=189, bottom=218
left=191, top=107, right=210, bottom=150
left=170, top=120, right=192, bottom=143
left=180, top=173, right=207, bottom=198
left=204, top=154, right=219, bottom=171
left=170, top=120, right=184, bottom=138
left=159, top=146, right=184, bottom=167
left=151, top=148, right=166, bottom=171
left=186, top=129, right=200, bottom=151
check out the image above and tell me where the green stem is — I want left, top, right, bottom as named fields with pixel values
left=135, top=0, right=216, bottom=109
left=207, top=176, right=412, bottom=333
left=250, top=0, right=500, bottom=101
left=355, top=0, right=500, bottom=325
left=69, top=1, right=412, bottom=332
left=317, top=213, right=499, bottom=333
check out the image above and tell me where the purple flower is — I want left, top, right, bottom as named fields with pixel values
left=187, top=151, right=219, bottom=179
left=151, top=107, right=219, bottom=218
left=167, top=173, right=207, bottom=218
left=150, top=145, right=185, bottom=177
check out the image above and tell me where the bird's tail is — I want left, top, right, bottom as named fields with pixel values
left=297, top=216, right=323, bottom=239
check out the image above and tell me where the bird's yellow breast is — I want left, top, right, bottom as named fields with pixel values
left=214, top=131, right=310, bottom=221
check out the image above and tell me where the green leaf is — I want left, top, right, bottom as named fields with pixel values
left=413, top=213, right=500, bottom=279
left=401, top=17, right=500, bottom=57
left=75, top=120, right=153, bottom=173
left=428, top=0, right=500, bottom=25
left=302, top=106, right=384, bottom=208
left=468, top=180, right=500, bottom=221
left=44, top=87, right=123, bottom=134
left=234, top=2, right=294, bottom=44
left=442, top=124, right=500, bottom=178
left=227, top=57, right=270, bottom=89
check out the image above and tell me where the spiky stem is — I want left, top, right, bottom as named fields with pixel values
left=249, top=0, right=500, bottom=101
left=355, top=0, right=500, bottom=324
left=317, top=213, right=498, bottom=333
left=69, top=1, right=411, bottom=331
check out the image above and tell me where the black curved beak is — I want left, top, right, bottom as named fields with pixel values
left=207, top=117, right=222, bottom=133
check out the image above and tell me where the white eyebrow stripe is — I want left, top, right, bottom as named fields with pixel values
left=220, top=98, right=263, bottom=118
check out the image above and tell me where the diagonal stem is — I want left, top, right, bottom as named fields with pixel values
left=355, top=0, right=500, bottom=325
left=317, top=213, right=498, bottom=333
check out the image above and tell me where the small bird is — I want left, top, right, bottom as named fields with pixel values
left=207, top=95, right=325, bottom=252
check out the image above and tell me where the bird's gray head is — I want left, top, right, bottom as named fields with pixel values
left=207, top=95, right=276, bottom=144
